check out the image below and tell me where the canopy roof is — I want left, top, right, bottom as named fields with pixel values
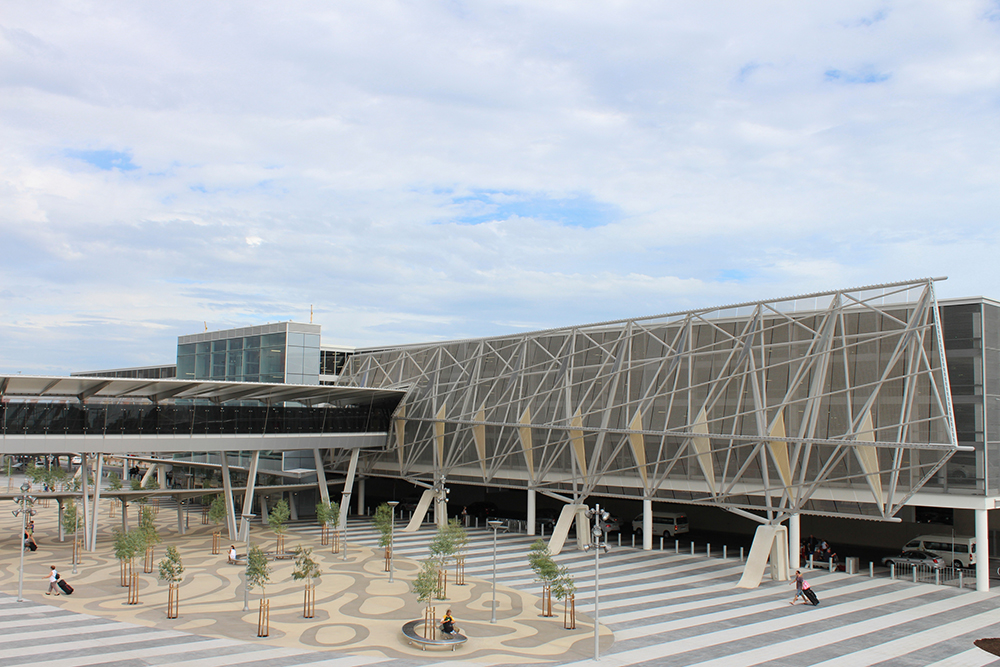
left=0, top=374, right=406, bottom=406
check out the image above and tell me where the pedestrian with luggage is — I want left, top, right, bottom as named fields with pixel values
left=790, top=570, right=804, bottom=604
left=46, top=566, right=60, bottom=595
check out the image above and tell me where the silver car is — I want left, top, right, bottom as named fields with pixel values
left=882, top=550, right=945, bottom=570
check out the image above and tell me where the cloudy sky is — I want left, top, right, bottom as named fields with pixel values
left=2, top=1, right=999, bottom=374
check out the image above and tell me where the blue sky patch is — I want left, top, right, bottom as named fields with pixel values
left=825, top=68, right=890, bottom=84
left=452, top=191, right=618, bottom=228
left=65, top=149, right=138, bottom=171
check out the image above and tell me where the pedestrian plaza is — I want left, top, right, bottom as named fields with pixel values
left=2, top=491, right=1000, bottom=666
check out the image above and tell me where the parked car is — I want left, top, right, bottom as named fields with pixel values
left=600, top=515, right=622, bottom=534
left=465, top=501, right=499, bottom=519
left=535, top=508, right=559, bottom=531
left=631, top=511, right=689, bottom=537
left=882, top=550, right=945, bottom=570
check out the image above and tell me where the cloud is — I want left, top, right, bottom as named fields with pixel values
left=1, top=1, right=999, bottom=373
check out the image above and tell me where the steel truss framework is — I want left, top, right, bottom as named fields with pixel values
left=339, top=279, right=959, bottom=521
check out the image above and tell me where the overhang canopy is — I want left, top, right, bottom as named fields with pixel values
left=0, top=375, right=406, bottom=406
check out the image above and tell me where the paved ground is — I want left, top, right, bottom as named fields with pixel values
left=2, top=492, right=1000, bottom=665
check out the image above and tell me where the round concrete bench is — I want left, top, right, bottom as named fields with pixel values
left=401, top=619, right=467, bottom=651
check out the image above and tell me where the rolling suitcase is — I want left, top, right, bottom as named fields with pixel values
left=803, top=587, right=819, bottom=606
left=57, top=579, right=73, bottom=595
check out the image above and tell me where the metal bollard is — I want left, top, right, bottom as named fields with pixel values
left=675, top=540, right=680, bottom=554
left=476, top=517, right=479, bottom=529
left=723, top=545, right=727, bottom=559
left=890, top=563, right=895, bottom=580
left=707, top=543, right=711, bottom=558
left=960, top=570, right=964, bottom=589
left=869, top=562, right=874, bottom=578
left=690, top=542, right=695, bottom=556
left=617, top=533, right=621, bottom=547
left=631, top=534, right=635, bottom=548
left=541, top=524, right=544, bottom=537
left=829, top=558, right=835, bottom=573
left=740, top=546, right=744, bottom=563
left=912, top=567, right=917, bottom=584
left=660, top=536, right=664, bottom=550
left=935, top=569, right=940, bottom=586
left=809, top=554, right=814, bottom=569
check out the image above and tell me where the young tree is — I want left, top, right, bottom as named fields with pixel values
left=158, top=545, right=184, bottom=618
left=446, top=518, right=469, bottom=584
left=528, top=539, right=559, bottom=617
left=411, top=558, right=440, bottom=639
left=246, top=543, right=272, bottom=599
left=372, top=502, right=392, bottom=547
left=63, top=499, right=81, bottom=533
left=108, top=471, right=123, bottom=490
left=429, top=520, right=459, bottom=599
left=316, top=500, right=341, bottom=528
left=144, top=476, right=161, bottom=491
left=268, top=499, right=291, bottom=554
left=316, top=500, right=341, bottom=546
left=130, top=478, right=142, bottom=491
left=552, top=565, right=577, bottom=629
left=208, top=494, right=228, bottom=524
left=292, top=546, right=322, bottom=618
left=207, top=494, right=228, bottom=555
left=113, top=529, right=143, bottom=589
left=139, top=504, right=161, bottom=572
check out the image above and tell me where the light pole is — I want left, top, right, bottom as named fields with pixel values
left=387, top=501, right=399, bottom=583
left=14, top=483, right=36, bottom=602
left=487, top=519, right=504, bottom=623
left=72, top=499, right=79, bottom=575
left=583, top=504, right=610, bottom=661
left=241, top=512, right=255, bottom=612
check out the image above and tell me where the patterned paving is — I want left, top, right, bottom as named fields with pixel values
left=344, top=521, right=1000, bottom=666
left=4, top=501, right=1000, bottom=666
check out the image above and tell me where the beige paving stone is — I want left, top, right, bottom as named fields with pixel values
left=0, top=495, right=611, bottom=662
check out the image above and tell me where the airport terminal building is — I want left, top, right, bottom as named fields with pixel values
left=10, top=277, right=1000, bottom=587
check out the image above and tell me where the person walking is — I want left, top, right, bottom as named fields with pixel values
left=46, top=566, right=60, bottom=595
left=790, top=570, right=804, bottom=604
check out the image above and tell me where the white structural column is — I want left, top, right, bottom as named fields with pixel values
left=177, top=502, right=185, bottom=535
left=788, top=513, right=801, bottom=569
left=338, top=449, right=360, bottom=531
left=527, top=488, right=536, bottom=536
left=643, top=498, right=653, bottom=551
left=357, top=478, right=366, bottom=516
left=219, top=453, right=238, bottom=541
left=89, top=454, right=103, bottom=550
left=313, top=449, right=331, bottom=506
left=80, top=454, right=91, bottom=551
left=976, top=508, right=990, bottom=592
left=239, top=451, right=260, bottom=541
left=156, top=463, right=165, bottom=489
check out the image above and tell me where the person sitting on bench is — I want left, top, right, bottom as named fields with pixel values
left=441, top=609, right=456, bottom=636
left=228, top=545, right=238, bottom=563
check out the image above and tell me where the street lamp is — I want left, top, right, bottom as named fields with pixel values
left=583, top=504, right=610, bottom=661
left=487, top=519, right=505, bottom=623
left=241, top=512, right=255, bottom=612
left=387, top=501, right=399, bottom=583
left=13, top=483, right=36, bottom=602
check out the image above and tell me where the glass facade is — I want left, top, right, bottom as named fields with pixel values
left=177, top=323, right=320, bottom=384
left=0, top=400, right=395, bottom=436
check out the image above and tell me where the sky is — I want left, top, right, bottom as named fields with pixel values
left=2, top=1, right=1000, bottom=374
